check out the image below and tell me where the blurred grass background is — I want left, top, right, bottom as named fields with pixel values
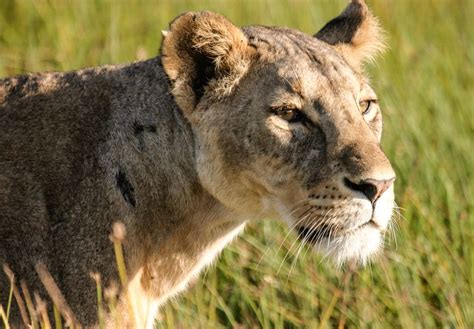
left=0, top=0, right=472, bottom=328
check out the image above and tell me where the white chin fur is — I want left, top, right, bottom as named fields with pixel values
left=313, top=225, right=382, bottom=266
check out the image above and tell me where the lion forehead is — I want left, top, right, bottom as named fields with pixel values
left=244, top=26, right=348, bottom=68
left=242, top=26, right=363, bottom=96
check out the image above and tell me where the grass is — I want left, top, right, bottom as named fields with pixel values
left=0, top=0, right=472, bottom=328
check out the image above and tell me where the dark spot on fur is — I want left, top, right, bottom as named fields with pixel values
left=133, top=122, right=157, bottom=135
left=133, top=123, right=144, bottom=135
left=133, top=122, right=157, bottom=150
left=116, top=169, right=136, bottom=207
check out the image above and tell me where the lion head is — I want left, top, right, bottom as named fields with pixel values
left=161, top=0, right=395, bottom=265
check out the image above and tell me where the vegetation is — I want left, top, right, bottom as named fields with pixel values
left=0, top=0, right=472, bottom=328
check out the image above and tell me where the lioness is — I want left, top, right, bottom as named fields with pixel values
left=0, top=0, right=396, bottom=327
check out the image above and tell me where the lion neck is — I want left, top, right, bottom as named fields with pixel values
left=116, top=84, right=247, bottom=315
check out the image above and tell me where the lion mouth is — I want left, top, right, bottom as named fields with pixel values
left=296, top=220, right=378, bottom=245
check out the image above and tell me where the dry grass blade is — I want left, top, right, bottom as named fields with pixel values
left=90, top=272, right=105, bottom=329
left=3, top=264, right=29, bottom=327
left=35, top=262, right=81, bottom=328
left=109, top=222, right=129, bottom=287
left=109, top=221, right=138, bottom=328
left=21, top=280, right=39, bottom=329
left=104, top=281, right=120, bottom=328
left=34, top=292, right=52, bottom=329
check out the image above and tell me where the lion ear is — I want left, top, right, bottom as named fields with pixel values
left=315, top=0, right=386, bottom=69
left=161, top=12, right=251, bottom=113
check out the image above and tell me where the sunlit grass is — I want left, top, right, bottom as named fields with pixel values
left=0, top=0, right=472, bottom=328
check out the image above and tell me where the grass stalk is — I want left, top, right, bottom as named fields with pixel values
left=0, top=305, right=10, bottom=329
left=53, top=304, right=62, bottom=329
left=21, top=280, right=39, bottom=329
left=110, top=221, right=138, bottom=328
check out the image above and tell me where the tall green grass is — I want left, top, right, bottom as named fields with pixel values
left=1, top=0, right=472, bottom=327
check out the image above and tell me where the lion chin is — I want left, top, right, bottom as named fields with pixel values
left=312, top=225, right=383, bottom=266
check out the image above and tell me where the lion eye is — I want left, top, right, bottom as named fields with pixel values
left=274, top=107, right=301, bottom=123
left=359, top=99, right=376, bottom=115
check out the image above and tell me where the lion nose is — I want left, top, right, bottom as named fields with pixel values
left=344, top=177, right=395, bottom=203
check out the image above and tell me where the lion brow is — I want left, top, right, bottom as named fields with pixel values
left=283, top=76, right=305, bottom=99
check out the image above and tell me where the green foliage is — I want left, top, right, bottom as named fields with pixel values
left=1, top=0, right=472, bottom=328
